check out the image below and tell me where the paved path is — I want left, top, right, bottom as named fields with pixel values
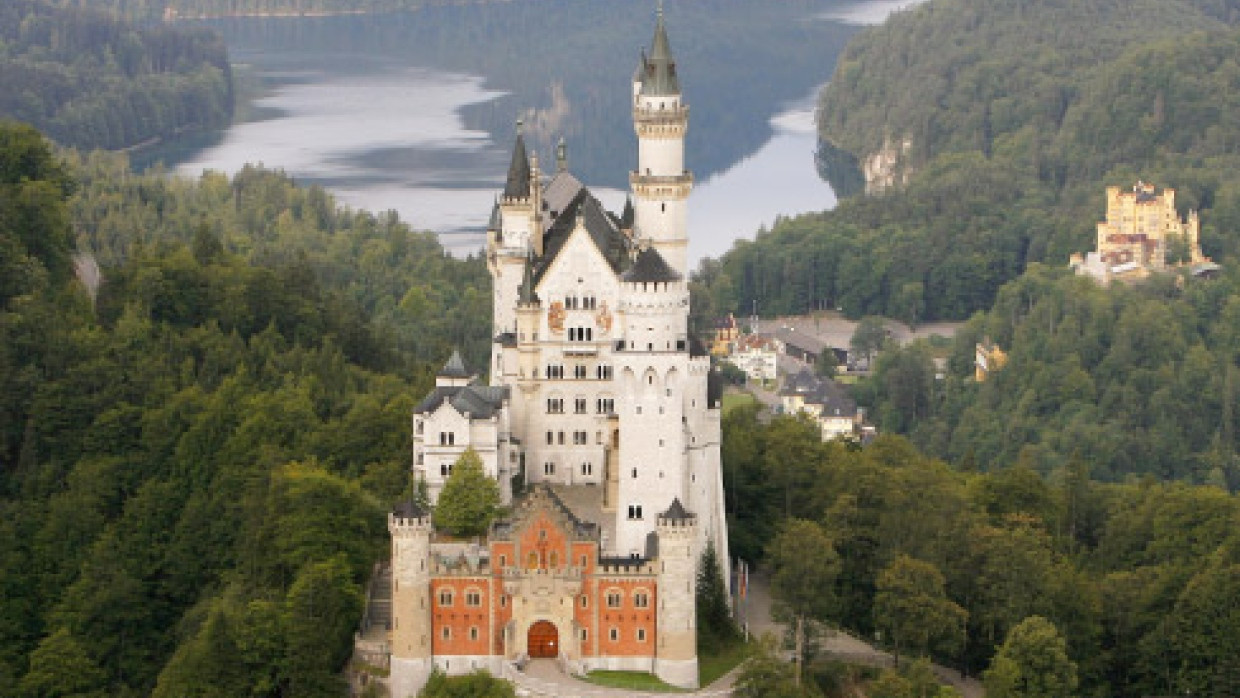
left=506, top=659, right=741, bottom=697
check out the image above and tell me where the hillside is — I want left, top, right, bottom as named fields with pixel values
left=0, top=123, right=489, bottom=695
left=0, top=0, right=233, bottom=151
left=699, top=0, right=1240, bottom=327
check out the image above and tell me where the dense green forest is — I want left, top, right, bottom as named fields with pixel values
left=0, top=0, right=233, bottom=151
left=855, top=264, right=1240, bottom=486
left=0, top=123, right=488, bottom=695
left=700, top=0, right=1240, bottom=325
left=725, top=411, right=1240, bottom=697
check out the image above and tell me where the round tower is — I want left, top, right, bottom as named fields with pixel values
left=655, top=499, right=699, bottom=689
left=631, top=4, right=692, bottom=276
left=388, top=504, right=434, bottom=698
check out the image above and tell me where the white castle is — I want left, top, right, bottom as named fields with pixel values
left=375, top=7, right=729, bottom=696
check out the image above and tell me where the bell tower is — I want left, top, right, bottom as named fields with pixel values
left=631, top=2, right=692, bottom=276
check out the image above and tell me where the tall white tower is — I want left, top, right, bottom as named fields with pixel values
left=631, top=4, right=692, bottom=277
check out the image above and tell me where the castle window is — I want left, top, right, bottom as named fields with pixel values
left=582, top=462, right=592, bottom=476
left=442, top=627, right=451, bottom=642
left=547, top=398, right=564, bottom=413
left=465, top=590, right=482, bottom=607
left=634, top=591, right=650, bottom=608
left=575, top=398, right=587, bottom=413
left=637, top=628, right=647, bottom=642
left=581, top=628, right=589, bottom=642
left=416, top=420, right=423, bottom=434
left=544, top=461, right=556, bottom=476
left=606, top=590, right=623, bottom=608
left=574, top=365, right=587, bottom=379
left=558, top=431, right=565, bottom=445
left=609, top=627, right=619, bottom=642
left=417, top=453, right=424, bottom=465
left=438, top=590, right=454, bottom=607
left=627, top=505, right=643, bottom=520
left=632, top=469, right=637, bottom=479
left=574, top=431, right=587, bottom=445
left=501, top=595, right=508, bottom=607
left=547, top=431, right=554, bottom=445
left=441, top=463, right=451, bottom=477
left=499, top=555, right=507, bottom=568
left=470, top=627, right=479, bottom=641
left=580, top=554, right=588, bottom=567
left=527, top=552, right=539, bottom=569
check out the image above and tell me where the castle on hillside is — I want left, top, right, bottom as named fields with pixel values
left=360, top=8, right=730, bottom=696
left=1071, top=181, right=1213, bottom=282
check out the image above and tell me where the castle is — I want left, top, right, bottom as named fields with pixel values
left=1071, top=181, right=1209, bottom=282
left=378, top=8, right=730, bottom=696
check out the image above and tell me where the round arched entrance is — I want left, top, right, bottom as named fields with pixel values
left=527, top=621, right=559, bottom=658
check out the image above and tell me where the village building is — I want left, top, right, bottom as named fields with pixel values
left=779, top=368, right=864, bottom=442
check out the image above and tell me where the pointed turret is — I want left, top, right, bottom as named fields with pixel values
left=640, top=3, right=680, bottom=96
left=503, top=121, right=531, bottom=200
left=436, top=350, right=471, bottom=387
left=621, top=196, right=635, bottom=230
left=556, top=137, right=568, bottom=173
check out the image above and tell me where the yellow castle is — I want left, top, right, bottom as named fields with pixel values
left=1072, top=181, right=1207, bottom=282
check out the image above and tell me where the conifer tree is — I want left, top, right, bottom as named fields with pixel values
left=696, top=541, right=736, bottom=651
left=433, top=449, right=499, bottom=537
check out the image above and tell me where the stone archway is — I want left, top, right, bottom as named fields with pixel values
left=527, top=620, right=559, bottom=658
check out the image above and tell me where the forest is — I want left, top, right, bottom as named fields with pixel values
left=855, top=262, right=1240, bottom=486
left=54, top=0, right=498, bottom=22
left=0, top=122, right=489, bottom=695
left=724, top=411, right=1240, bottom=697
left=700, top=0, right=1240, bottom=325
left=0, top=0, right=233, bottom=151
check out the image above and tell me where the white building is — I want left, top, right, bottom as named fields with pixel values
left=729, top=335, right=781, bottom=382
left=383, top=8, right=730, bottom=693
left=479, top=3, right=728, bottom=568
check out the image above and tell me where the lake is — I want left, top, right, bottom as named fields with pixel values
left=167, top=0, right=923, bottom=264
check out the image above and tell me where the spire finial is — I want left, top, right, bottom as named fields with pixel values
left=658, top=0, right=664, bottom=19
left=516, top=118, right=524, bottom=135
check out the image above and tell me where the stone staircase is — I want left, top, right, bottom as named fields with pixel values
left=362, top=562, right=393, bottom=640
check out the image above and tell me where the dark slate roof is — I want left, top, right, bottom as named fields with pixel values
left=393, top=499, right=428, bottom=519
left=488, top=200, right=501, bottom=231
left=439, top=350, right=470, bottom=378
left=660, top=497, right=695, bottom=522
left=503, top=132, right=531, bottom=199
left=495, top=331, right=517, bottom=348
left=621, top=196, right=635, bottom=229
left=531, top=189, right=633, bottom=286
left=780, top=369, right=857, bottom=417
left=542, top=170, right=584, bottom=231
left=414, top=384, right=509, bottom=418
left=622, top=246, right=681, bottom=283
left=640, top=9, right=680, bottom=96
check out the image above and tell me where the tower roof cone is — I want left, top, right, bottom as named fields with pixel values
left=641, top=2, right=680, bottom=96
left=503, top=120, right=531, bottom=199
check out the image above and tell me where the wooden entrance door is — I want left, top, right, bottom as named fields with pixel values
left=527, top=621, right=558, bottom=658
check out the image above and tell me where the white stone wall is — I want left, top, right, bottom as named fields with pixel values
left=414, top=404, right=507, bottom=504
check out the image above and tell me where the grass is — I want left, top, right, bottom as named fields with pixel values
left=583, top=670, right=687, bottom=692
left=699, top=637, right=753, bottom=687
left=721, top=391, right=757, bottom=415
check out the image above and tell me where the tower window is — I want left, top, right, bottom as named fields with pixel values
left=544, top=462, right=556, bottom=476
left=438, top=590, right=454, bottom=607
left=606, top=591, right=622, bottom=608
left=637, top=628, right=647, bottom=642
left=627, top=504, right=643, bottom=520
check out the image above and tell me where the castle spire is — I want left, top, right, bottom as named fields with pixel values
left=641, top=1, right=679, bottom=96
left=503, top=120, right=531, bottom=199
